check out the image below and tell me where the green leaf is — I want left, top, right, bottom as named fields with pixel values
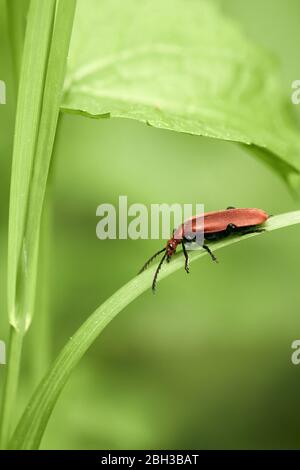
left=62, top=0, right=300, bottom=188
left=10, top=211, right=300, bottom=449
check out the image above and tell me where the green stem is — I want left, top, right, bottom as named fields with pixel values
left=28, top=113, right=64, bottom=384
left=0, top=327, right=24, bottom=449
left=28, top=192, right=52, bottom=387
left=2, top=0, right=76, bottom=450
left=2, top=0, right=57, bottom=449
left=7, top=0, right=57, bottom=333
left=15, top=0, right=77, bottom=333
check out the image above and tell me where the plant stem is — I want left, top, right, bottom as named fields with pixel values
left=14, top=0, right=77, bottom=334
left=7, top=0, right=57, bottom=333
left=28, top=113, right=64, bottom=386
left=1, top=0, right=59, bottom=449
left=1, top=0, right=76, bottom=448
left=0, top=327, right=24, bottom=449
left=28, top=192, right=52, bottom=388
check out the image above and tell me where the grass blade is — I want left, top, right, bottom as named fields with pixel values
left=5, top=0, right=29, bottom=87
left=1, top=0, right=76, bottom=449
left=1, top=0, right=57, bottom=449
left=7, top=0, right=57, bottom=334
left=10, top=211, right=300, bottom=449
left=19, top=0, right=76, bottom=333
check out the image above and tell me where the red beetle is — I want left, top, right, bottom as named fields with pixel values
left=139, top=207, right=269, bottom=292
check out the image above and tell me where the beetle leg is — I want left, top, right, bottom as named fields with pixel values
left=203, top=244, right=218, bottom=263
left=225, top=223, right=238, bottom=235
left=240, top=227, right=265, bottom=236
left=182, top=242, right=190, bottom=273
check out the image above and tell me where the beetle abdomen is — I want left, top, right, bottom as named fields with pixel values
left=203, top=208, right=268, bottom=233
left=179, top=208, right=268, bottom=236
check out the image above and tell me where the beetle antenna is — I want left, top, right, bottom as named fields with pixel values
left=152, top=252, right=167, bottom=293
left=138, top=248, right=166, bottom=274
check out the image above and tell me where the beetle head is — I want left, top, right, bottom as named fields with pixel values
left=166, top=239, right=178, bottom=260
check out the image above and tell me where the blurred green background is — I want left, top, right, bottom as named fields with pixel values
left=1, top=0, right=300, bottom=449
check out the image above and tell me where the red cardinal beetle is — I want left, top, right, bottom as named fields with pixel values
left=139, top=207, right=269, bottom=292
